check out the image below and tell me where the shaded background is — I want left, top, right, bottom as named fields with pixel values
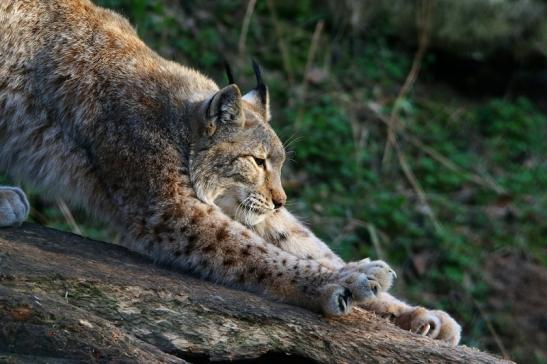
left=2, top=0, right=545, bottom=362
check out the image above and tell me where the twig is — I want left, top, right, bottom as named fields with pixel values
left=382, top=0, right=432, bottom=165
left=300, top=21, right=324, bottom=100
left=266, top=0, right=293, bottom=84
left=405, top=135, right=506, bottom=194
left=471, top=298, right=511, bottom=360
left=295, top=20, right=325, bottom=129
left=366, top=223, right=385, bottom=261
left=238, top=0, right=257, bottom=55
left=395, top=142, right=443, bottom=233
left=57, top=199, right=82, bottom=235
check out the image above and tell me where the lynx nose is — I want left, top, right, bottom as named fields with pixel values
left=273, top=199, right=284, bottom=209
left=270, top=176, right=286, bottom=210
left=272, top=191, right=286, bottom=209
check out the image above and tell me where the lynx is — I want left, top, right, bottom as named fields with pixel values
left=0, top=0, right=461, bottom=345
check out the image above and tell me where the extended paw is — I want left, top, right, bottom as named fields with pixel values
left=429, top=310, right=462, bottom=346
left=319, top=271, right=377, bottom=316
left=342, top=258, right=397, bottom=295
left=0, top=186, right=30, bottom=227
left=319, top=284, right=353, bottom=316
left=338, top=271, right=375, bottom=301
left=395, top=307, right=461, bottom=346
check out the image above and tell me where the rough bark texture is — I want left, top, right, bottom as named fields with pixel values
left=0, top=224, right=511, bottom=363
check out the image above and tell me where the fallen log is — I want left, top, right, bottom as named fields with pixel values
left=0, top=224, right=511, bottom=363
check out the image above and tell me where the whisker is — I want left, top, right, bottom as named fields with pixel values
left=283, top=200, right=296, bottom=208
left=235, top=195, right=250, bottom=224
left=282, top=133, right=302, bottom=150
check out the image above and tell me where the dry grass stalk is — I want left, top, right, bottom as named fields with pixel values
left=57, top=199, right=82, bottom=235
left=238, top=0, right=257, bottom=54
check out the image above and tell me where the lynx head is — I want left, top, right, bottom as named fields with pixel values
left=189, top=61, right=286, bottom=226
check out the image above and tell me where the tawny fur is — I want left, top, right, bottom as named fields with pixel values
left=0, top=0, right=461, bottom=344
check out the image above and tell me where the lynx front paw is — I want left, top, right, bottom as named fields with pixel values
left=338, top=271, right=375, bottom=301
left=319, top=284, right=354, bottom=316
left=343, top=258, right=397, bottom=295
left=0, top=187, right=29, bottom=227
left=395, top=307, right=461, bottom=346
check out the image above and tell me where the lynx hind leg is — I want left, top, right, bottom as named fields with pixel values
left=0, top=186, right=30, bottom=227
left=342, top=259, right=397, bottom=296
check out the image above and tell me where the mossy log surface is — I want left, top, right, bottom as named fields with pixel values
left=0, top=224, right=511, bottom=363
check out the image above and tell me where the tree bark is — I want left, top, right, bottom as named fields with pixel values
left=0, top=224, right=511, bottom=363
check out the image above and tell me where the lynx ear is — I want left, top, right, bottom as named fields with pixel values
left=204, top=84, right=244, bottom=136
left=242, top=60, right=270, bottom=121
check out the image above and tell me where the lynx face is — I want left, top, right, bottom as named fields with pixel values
left=189, top=80, right=286, bottom=226
left=214, top=111, right=286, bottom=226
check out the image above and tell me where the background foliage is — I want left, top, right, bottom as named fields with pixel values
left=4, top=1, right=546, bottom=362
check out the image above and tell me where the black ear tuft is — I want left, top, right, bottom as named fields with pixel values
left=242, top=59, right=270, bottom=121
left=251, top=59, right=268, bottom=105
left=223, top=60, right=235, bottom=85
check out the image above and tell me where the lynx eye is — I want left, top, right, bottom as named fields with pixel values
left=253, top=157, right=266, bottom=168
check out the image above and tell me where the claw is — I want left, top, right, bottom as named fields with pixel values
left=417, top=323, right=431, bottom=336
left=321, top=284, right=353, bottom=316
left=337, top=294, right=347, bottom=312
left=338, top=287, right=352, bottom=313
